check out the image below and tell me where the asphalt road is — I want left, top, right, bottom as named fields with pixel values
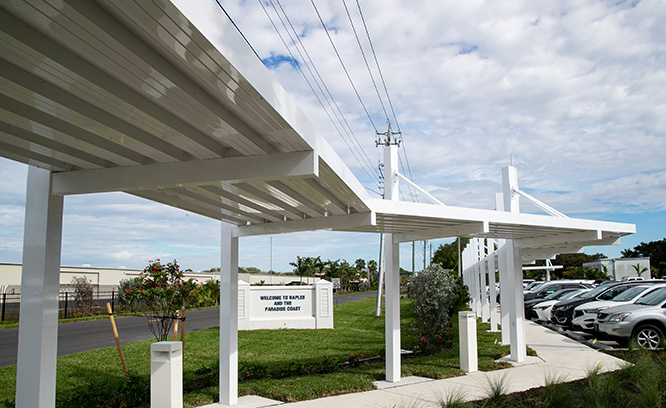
left=0, top=290, right=377, bottom=367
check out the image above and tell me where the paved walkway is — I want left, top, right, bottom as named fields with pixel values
left=205, top=320, right=627, bottom=408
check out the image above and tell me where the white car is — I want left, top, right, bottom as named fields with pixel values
left=533, top=289, right=589, bottom=322
left=571, top=284, right=666, bottom=331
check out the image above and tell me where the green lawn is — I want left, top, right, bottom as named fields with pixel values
left=0, top=297, right=511, bottom=407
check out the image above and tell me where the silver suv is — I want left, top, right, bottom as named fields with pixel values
left=594, top=286, right=666, bottom=349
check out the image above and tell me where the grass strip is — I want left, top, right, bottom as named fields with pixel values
left=0, top=297, right=510, bottom=407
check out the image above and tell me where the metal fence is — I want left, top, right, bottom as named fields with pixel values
left=0, top=290, right=120, bottom=322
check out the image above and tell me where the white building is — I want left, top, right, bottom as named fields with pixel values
left=583, top=257, right=651, bottom=280
left=0, top=263, right=319, bottom=294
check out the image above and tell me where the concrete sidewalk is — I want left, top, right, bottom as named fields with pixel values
left=207, top=321, right=627, bottom=408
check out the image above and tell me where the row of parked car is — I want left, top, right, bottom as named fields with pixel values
left=522, top=279, right=666, bottom=349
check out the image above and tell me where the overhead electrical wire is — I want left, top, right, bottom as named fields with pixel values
left=269, top=0, right=381, bottom=182
left=341, top=0, right=389, bottom=124
left=351, top=0, right=418, bottom=202
left=257, top=0, right=381, bottom=188
left=309, top=0, right=379, bottom=134
left=217, top=0, right=417, bottom=201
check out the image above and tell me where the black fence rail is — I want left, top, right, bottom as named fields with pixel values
left=0, top=290, right=121, bottom=322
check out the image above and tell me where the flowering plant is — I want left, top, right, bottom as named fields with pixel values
left=126, top=259, right=197, bottom=341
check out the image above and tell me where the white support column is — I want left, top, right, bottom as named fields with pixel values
left=16, top=166, right=63, bottom=408
left=502, top=166, right=526, bottom=362
left=382, top=136, right=401, bottom=383
left=479, top=239, right=489, bottom=323
left=505, top=241, right=526, bottom=361
left=487, top=239, right=499, bottom=332
left=498, top=241, right=510, bottom=345
left=473, top=240, right=482, bottom=317
left=495, top=193, right=510, bottom=345
left=220, top=222, right=239, bottom=406
left=385, top=235, right=401, bottom=382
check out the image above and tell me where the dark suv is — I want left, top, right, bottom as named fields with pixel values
left=550, top=280, right=665, bottom=328
left=523, top=281, right=592, bottom=301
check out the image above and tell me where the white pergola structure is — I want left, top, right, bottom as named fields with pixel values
left=1, top=1, right=635, bottom=407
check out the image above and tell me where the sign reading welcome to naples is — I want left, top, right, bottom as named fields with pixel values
left=251, top=288, right=312, bottom=318
left=260, top=293, right=307, bottom=312
left=239, top=280, right=333, bottom=330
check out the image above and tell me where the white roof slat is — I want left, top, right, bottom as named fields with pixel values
left=135, top=0, right=308, bottom=154
left=9, top=0, right=237, bottom=160
left=98, top=0, right=282, bottom=156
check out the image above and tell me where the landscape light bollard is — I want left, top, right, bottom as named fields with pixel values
left=458, top=311, right=478, bottom=373
left=151, top=341, right=183, bottom=408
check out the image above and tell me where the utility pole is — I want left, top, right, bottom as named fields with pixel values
left=375, top=123, right=400, bottom=317
left=423, top=240, right=426, bottom=270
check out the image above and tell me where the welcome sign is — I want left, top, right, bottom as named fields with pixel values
left=238, top=280, right=333, bottom=330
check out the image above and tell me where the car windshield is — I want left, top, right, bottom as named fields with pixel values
left=542, top=289, right=568, bottom=300
left=525, top=282, right=544, bottom=291
left=635, top=287, right=666, bottom=306
left=612, top=285, right=649, bottom=302
left=579, top=284, right=611, bottom=299
left=562, top=289, right=586, bottom=300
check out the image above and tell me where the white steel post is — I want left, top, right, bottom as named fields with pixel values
left=495, top=193, right=510, bottom=345
left=383, top=137, right=401, bottom=383
left=502, top=166, right=526, bottom=362
left=16, top=166, right=63, bottom=408
left=220, top=222, right=239, bottom=405
left=487, top=239, right=499, bottom=332
left=479, top=239, right=489, bottom=323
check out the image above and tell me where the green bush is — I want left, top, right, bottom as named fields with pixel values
left=408, top=264, right=469, bottom=337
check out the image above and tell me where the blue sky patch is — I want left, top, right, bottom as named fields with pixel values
left=262, top=54, right=300, bottom=69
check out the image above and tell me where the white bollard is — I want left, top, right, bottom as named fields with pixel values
left=151, top=341, right=183, bottom=408
left=458, top=311, right=478, bottom=373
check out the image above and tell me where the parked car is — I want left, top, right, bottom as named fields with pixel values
left=571, top=284, right=666, bottom=331
left=533, top=289, right=590, bottom=322
left=551, top=280, right=665, bottom=327
left=524, top=288, right=584, bottom=319
left=524, top=281, right=545, bottom=292
left=595, top=286, right=666, bottom=349
left=524, top=280, right=592, bottom=301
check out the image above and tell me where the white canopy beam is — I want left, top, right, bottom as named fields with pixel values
left=514, top=230, right=602, bottom=248
left=392, top=221, right=489, bottom=243
left=232, top=212, right=375, bottom=238
left=51, top=152, right=317, bottom=195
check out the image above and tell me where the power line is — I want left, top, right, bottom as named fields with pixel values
left=310, top=0, right=379, bottom=133
left=341, top=0, right=389, bottom=123
left=213, top=1, right=262, bottom=62
left=355, top=0, right=402, bottom=133
left=260, top=0, right=381, bottom=186
left=351, top=0, right=417, bottom=202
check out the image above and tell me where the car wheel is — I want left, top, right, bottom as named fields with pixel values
left=633, top=325, right=664, bottom=350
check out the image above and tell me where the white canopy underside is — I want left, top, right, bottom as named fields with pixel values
left=0, top=0, right=634, bottom=261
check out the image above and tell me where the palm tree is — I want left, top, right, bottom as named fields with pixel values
left=632, top=263, right=649, bottom=278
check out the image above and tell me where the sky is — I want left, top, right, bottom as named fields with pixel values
left=1, top=0, right=665, bottom=273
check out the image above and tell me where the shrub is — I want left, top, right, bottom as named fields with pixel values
left=116, top=278, right=137, bottom=309
left=126, top=260, right=198, bottom=341
left=408, top=264, right=469, bottom=337
left=70, top=276, right=94, bottom=317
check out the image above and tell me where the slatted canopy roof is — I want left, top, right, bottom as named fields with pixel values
left=0, top=0, right=635, bottom=259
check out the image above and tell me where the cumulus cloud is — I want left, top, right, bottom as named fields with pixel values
left=1, top=0, right=664, bottom=270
